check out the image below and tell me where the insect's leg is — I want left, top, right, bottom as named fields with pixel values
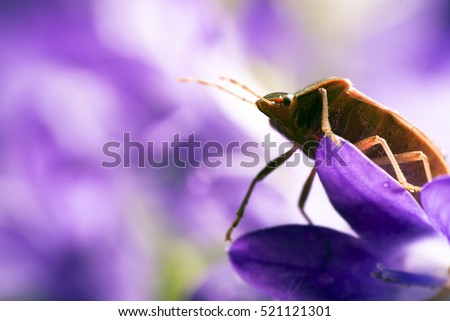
left=354, top=136, right=421, bottom=192
left=372, top=151, right=432, bottom=182
left=225, top=143, right=300, bottom=241
left=318, top=88, right=340, bottom=145
left=298, top=167, right=316, bottom=224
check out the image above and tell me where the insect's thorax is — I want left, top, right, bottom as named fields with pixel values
left=270, top=98, right=322, bottom=158
left=270, top=81, right=352, bottom=158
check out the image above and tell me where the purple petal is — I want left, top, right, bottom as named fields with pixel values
left=421, top=175, right=450, bottom=241
left=228, top=225, right=438, bottom=300
left=372, top=264, right=446, bottom=289
left=315, top=136, right=436, bottom=249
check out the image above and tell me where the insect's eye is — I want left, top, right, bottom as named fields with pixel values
left=282, top=96, right=292, bottom=107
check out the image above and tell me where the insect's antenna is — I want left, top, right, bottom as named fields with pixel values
left=177, top=77, right=255, bottom=105
left=219, top=76, right=275, bottom=106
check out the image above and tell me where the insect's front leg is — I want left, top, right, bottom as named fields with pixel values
left=318, top=88, right=340, bottom=145
left=226, top=143, right=300, bottom=241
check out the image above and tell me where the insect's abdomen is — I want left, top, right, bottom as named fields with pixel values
left=329, top=84, right=449, bottom=186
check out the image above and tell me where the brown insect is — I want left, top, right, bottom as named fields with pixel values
left=179, top=77, right=449, bottom=241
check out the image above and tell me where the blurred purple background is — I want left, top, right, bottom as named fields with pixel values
left=1, top=0, right=449, bottom=300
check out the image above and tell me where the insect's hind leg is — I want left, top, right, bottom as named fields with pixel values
left=298, top=167, right=316, bottom=224
left=226, top=143, right=300, bottom=241
left=354, top=136, right=422, bottom=192
left=372, top=151, right=432, bottom=183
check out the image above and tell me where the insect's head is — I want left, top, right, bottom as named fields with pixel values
left=256, top=92, right=293, bottom=111
left=256, top=92, right=296, bottom=131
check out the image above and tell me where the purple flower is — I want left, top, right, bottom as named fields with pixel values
left=229, top=136, right=450, bottom=300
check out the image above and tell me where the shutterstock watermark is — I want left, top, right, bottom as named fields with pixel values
left=101, top=132, right=346, bottom=169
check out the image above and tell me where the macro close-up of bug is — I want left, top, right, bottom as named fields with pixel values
left=180, top=77, right=450, bottom=241
left=3, top=0, right=450, bottom=309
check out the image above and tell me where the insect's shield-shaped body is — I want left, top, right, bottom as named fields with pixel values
left=256, top=77, right=449, bottom=187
